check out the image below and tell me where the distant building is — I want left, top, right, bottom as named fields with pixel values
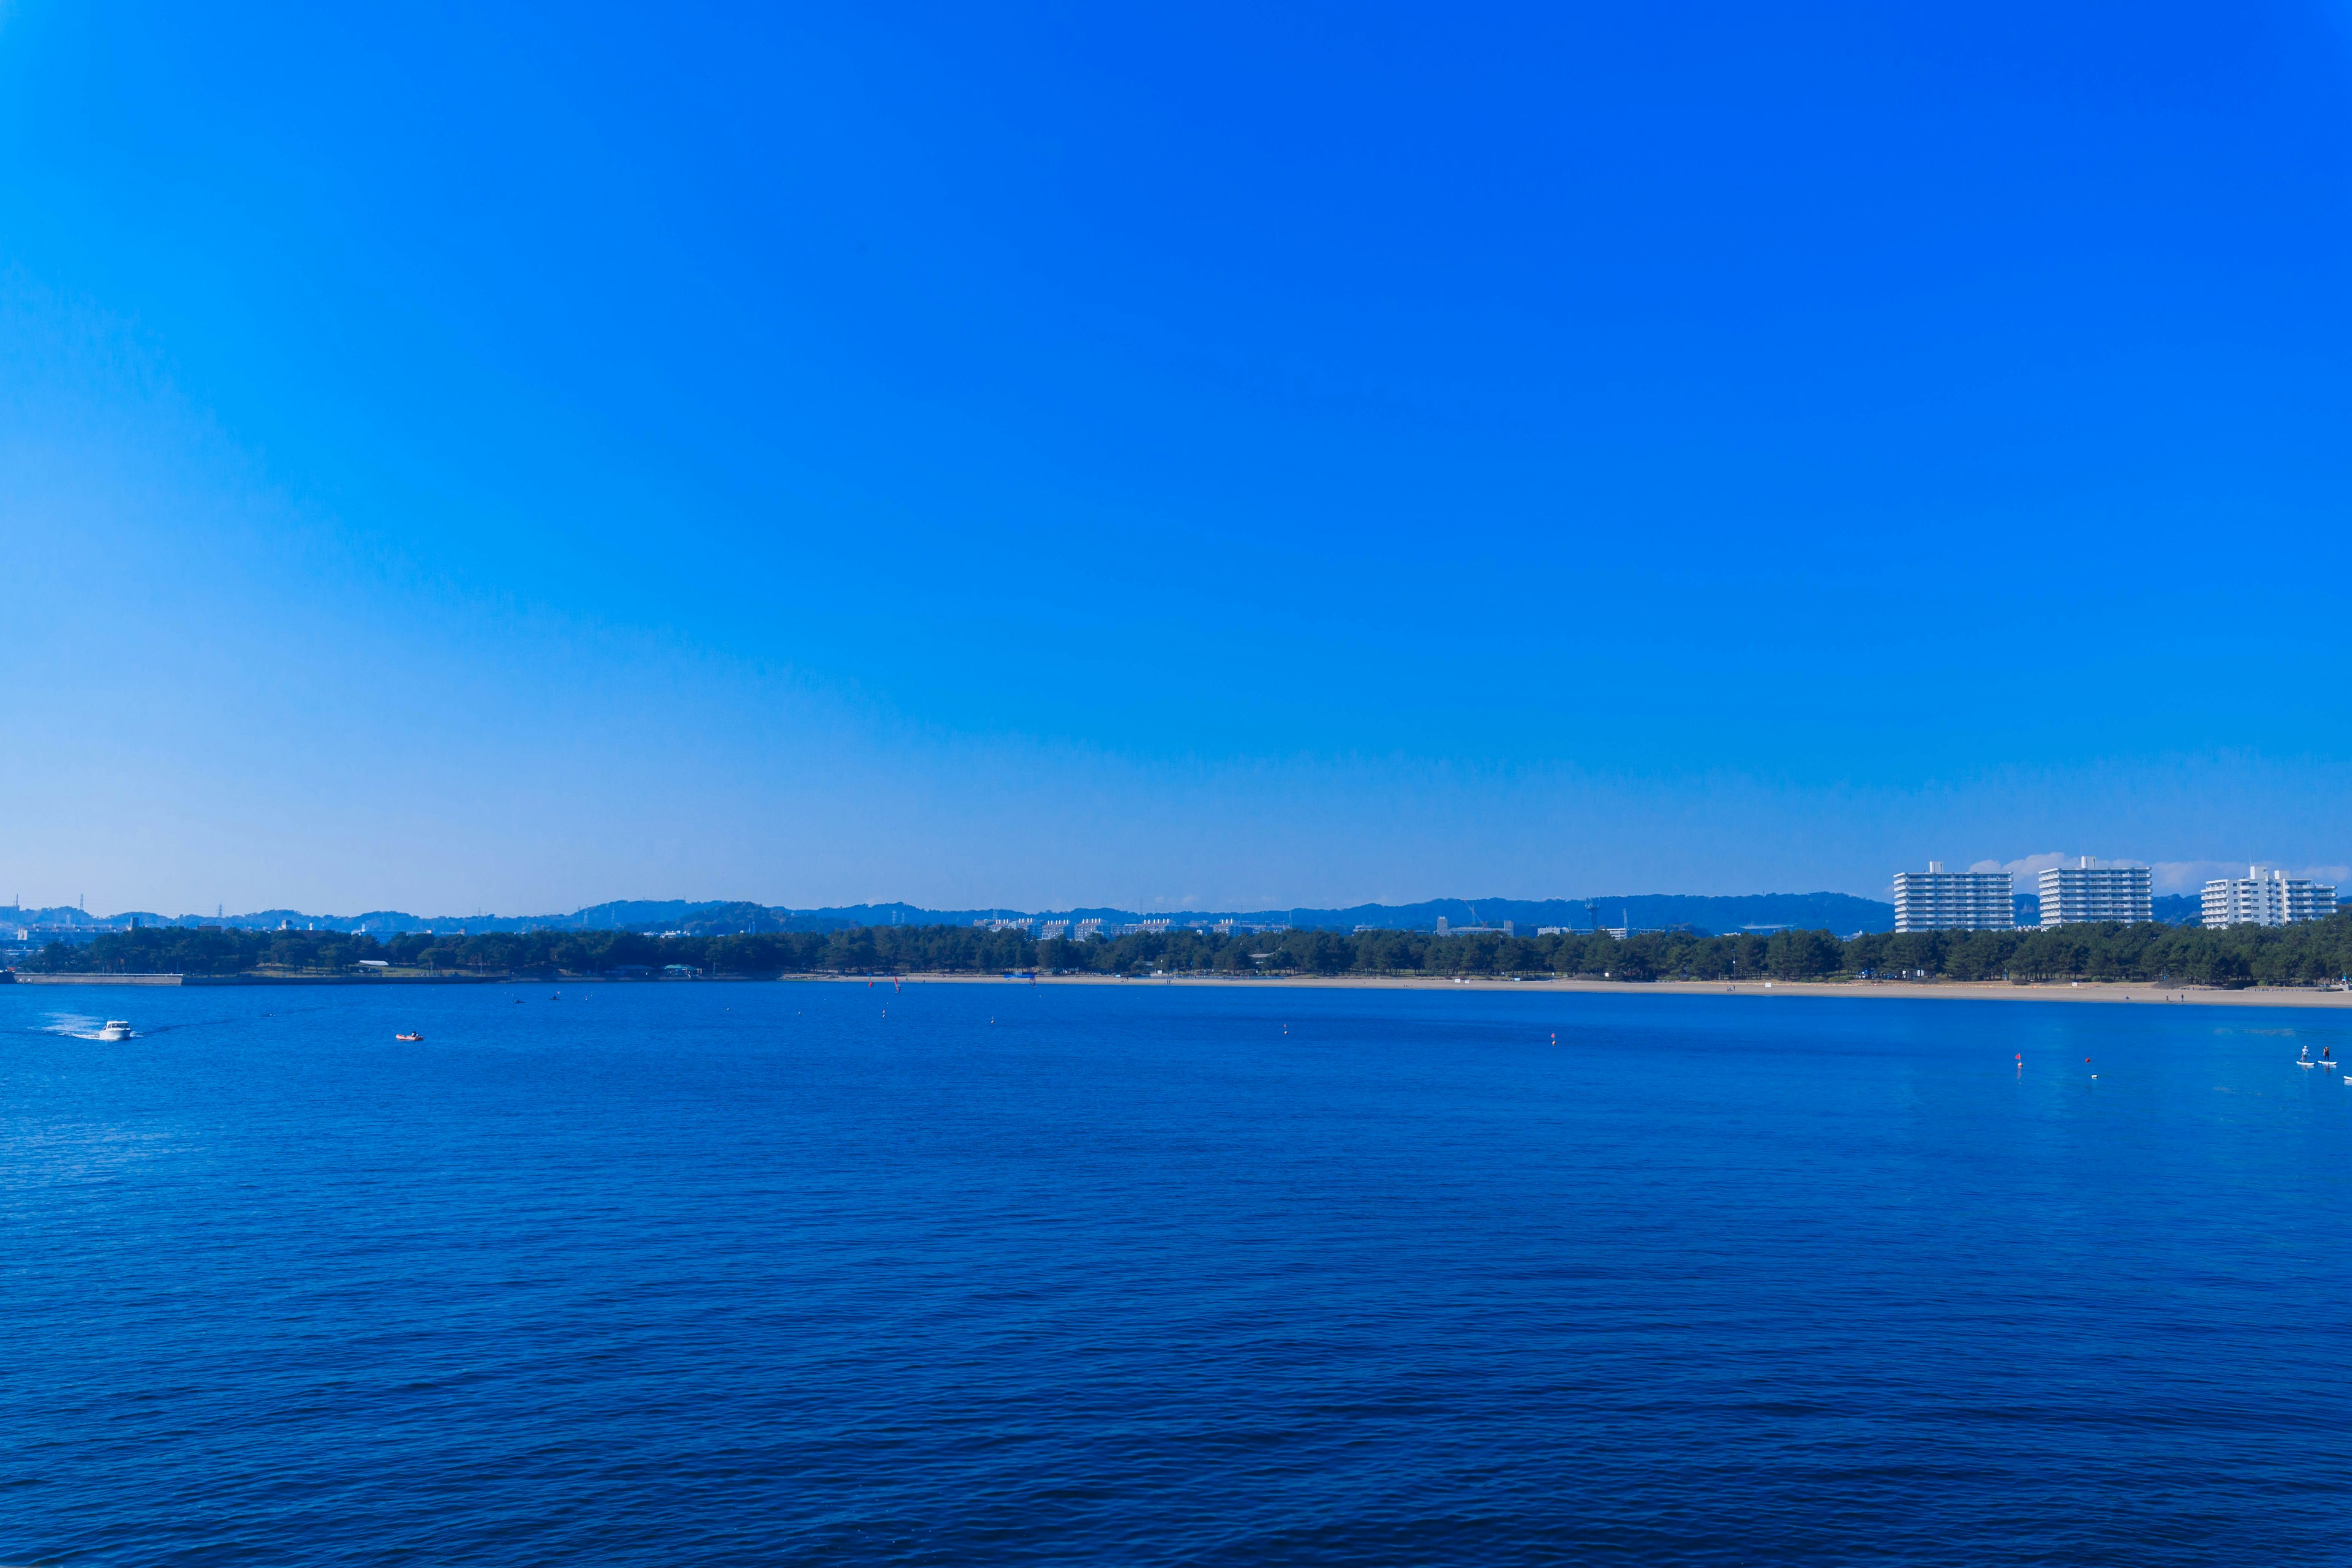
left=2037, top=859, right=2152, bottom=927
left=2201, top=867, right=2337, bottom=928
left=1036, top=921, right=1070, bottom=941
left=1073, top=918, right=1106, bottom=941
left=1893, top=863, right=2013, bottom=932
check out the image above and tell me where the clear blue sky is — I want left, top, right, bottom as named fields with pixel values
left=5, top=0, right=2351, bottom=915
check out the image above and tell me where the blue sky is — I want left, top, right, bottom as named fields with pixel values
left=4, top=0, right=2351, bottom=914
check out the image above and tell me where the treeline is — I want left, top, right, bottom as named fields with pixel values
left=22, top=917, right=2352, bottom=987
left=1045, top=921, right=2352, bottom=986
left=18, top=924, right=1037, bottom=977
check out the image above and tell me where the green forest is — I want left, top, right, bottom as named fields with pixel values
left=21, top=915, right=2352, bottom=987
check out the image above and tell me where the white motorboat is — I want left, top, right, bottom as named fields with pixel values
left=97, top=1020, right=133, bottom=1041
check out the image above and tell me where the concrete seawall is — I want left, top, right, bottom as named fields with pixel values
left=12, top=973, right=186, bottom=986
left=9, top=973, right=516, bottom=986
left=5, top=972, right=731, bottom=986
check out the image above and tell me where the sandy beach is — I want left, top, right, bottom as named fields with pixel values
left=877, top=973, right=2352, bottom=1008
left=21, top=973, right=2346, bottom=1008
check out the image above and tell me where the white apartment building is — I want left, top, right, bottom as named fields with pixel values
left=2201, top=867, right=2338, bottom=928
left=2037, top=859, right=2152, bottom=927
left=1893, top=863, right=2013, bottom=933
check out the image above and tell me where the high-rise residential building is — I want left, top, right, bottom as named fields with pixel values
left=1893, top=863, right=2014, bottom=932
left=2201, top=867, right=2338, bottom=928
left=2037, top=859, right=2152, bottom=927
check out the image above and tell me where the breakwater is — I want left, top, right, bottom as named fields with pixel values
left=12, top=973, right=514, bottom=987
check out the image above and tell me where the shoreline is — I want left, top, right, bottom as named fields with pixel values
left=882, top=974, right=2352, bottom=1008
left=15, top=971, right=2349, bottom=1008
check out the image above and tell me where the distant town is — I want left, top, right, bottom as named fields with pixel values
left=6, top=863, right=2349, bottom=989
left=0, top=891, right=1902, bottom=960
left=0, top=862, right=2323, bottom=962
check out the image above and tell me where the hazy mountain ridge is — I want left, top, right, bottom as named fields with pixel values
left=10, top=892, right=1904, bottom=937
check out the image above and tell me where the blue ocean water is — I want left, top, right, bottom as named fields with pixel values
left=4, top=979, right=2350, bottom=1565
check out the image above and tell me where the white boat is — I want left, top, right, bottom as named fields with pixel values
left=97, top=1020, right=133, bottom=1041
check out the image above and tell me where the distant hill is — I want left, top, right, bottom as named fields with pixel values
left=1267, top=894, right=1894, bottom=935
left=10, top=891, right=1898, bottom=939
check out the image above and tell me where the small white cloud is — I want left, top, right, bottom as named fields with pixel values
left=1949, top=859, right=2350, bottom=896
left=2145, top=860, right=2323, bottom=893
left=1970, top=851, right=2156, bottom=881
left=1970, top=852, right=2071, bottom=879
left=2141, top=860, right=2351, bottom=895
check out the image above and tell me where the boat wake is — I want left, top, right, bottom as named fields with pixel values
left=42, top=1013, right=135, bottom=1041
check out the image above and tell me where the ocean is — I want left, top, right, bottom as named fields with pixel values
left=4, top=979, right=2348, bottom=1564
